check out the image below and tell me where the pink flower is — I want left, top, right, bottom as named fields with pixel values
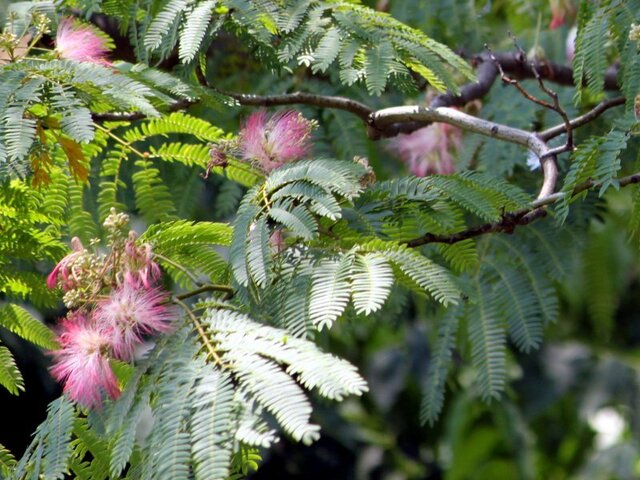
left=269, top=230, right=286, bottom=253
left=122, top=233, right=161, bottom=289
left=47, top=237, right=86, bottom=291
left=239, top=110, right=314, bottom=172
left=386, top=123, right=461, bottom=177
left=55, top=17, right=111, bottom=65
left=548, top=0, right=576, bottom=30
left=93, top=284, right=174, bottom=361
left=566, top=26, right=577, bottom=62
left=50, top=314, right=119, bottom=409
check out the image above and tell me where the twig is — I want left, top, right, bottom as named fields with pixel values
left=487, top=41, right=574, bottom=155
left=488, top=46, right=557, bottom=110
left=539, top=97, right=626, bottom=140
left=94, top=123, right=147, bottom=158
left=511, top=35, right=574, bottom=151
left=153, top=253, right=203, bottom=286
left=222, top=90, right=373, bottom=121
left=405, top=170, right=640, bottom=247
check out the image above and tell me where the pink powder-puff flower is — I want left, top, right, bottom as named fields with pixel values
left=386, top=123, right=462, bottom=177
left=122, top=232, right=161, bottom=290
left=93, top=284, right=174, bottom=361
left=269, top=229, right=286, bottom=253
left=50, top=314, right=119, bottom=409
left=239, top=110, right=314, bottom=172
left=54, top=17, right=111, bottom=65
left=47, top=237, right=86, bottom=291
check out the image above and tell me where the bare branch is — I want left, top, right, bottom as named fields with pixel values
left=92, top=91, right=372, bottom=123
left=539, top=97, right=626, bottom=141
left=515, top=41, right=575, bottom=151
left=369, top=105, right=558, bottom=199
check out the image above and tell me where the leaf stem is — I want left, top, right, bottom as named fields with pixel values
left=94, top=124, right=147, bottom=159
left=175, top=284, right=235, bottom=300
left=173, top=297, right=226, bottom=368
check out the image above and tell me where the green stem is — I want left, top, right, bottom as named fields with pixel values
left=175, top=284, right=235, bottom=300
left=94, top=124, right=147, bottom=158
left=153, top=253, right=202, bottom=286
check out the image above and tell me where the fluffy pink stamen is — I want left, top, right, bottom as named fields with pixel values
left=50, top=314, right=119, bottom=409
left=55, top=17, right=111, bottom=65
left=239, top=110, right=313, bottom=172
left=386, top=123, right=461, bottom=177
left=93, top=284, right=175, bottom=361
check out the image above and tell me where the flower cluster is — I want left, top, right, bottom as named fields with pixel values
left=386, top=123, right=462, bottom=177
left=54, top=17, right=111, bottom=65
left=48, top=210, right=175, bottom=408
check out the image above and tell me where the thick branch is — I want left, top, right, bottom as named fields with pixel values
left=432, top=51, right=618, bottom=109
left=376, top=51, right=620, bottom=138
left=370, top=105, right=558, bottom=199
left=405, top=170, right=640, bottom=247
left=430, top=59, right=499, bottom=109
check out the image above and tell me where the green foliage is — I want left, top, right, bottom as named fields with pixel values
left=14, top=396, right=75, bottom=480
left=4, top=1, right=640, bottom=478
left=0, top=178, right=64, bottom=392
left=141, top=220, right=232, bottom=287
left=0, top=304, right=57, bottom=350
left=0, top=443, right=16, bottom=478
left=421, top=306, right=462, bottom=425
left=135, top=0, right=474, bottom=95
left=573, top=0, right=640, bottom=102
left=0, top=344, right=24, bottom=395
left=557, top=124, right=631, bottom=222
left=16, top=310, right=367, bottom=478
left=466, top=277, right=507, bottom=402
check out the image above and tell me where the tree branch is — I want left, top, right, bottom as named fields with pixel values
left=433, top=51, right=618, bottom=106
left=223, top=91, right=373, bottom=121
left=92, top=98, right=196, bottom=122
left=375, top=51, right=620, bottom=138
left=91, top=50, right=620, bottom=131
left=369, top=105, right=558, bottom=199
left=405, top=170, right=640, bottom=247
left=539, top=97, right=626, bottom=140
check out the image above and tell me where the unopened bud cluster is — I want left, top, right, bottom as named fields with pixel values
left=48, top=209, right=175, bottom=408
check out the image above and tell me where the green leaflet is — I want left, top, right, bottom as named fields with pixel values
left=0, top=345, right=24, bottom=395
left=421, top=306, right=462, bottom=425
